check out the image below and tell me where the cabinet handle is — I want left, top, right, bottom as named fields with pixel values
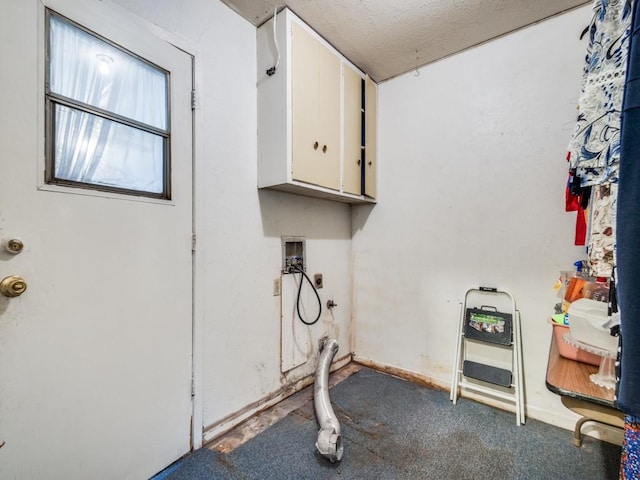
left=313, top=141, right=319, bottom=150
left=322, top=145, right=327, bottom=153
left=357, top=159, right=361, bottom=166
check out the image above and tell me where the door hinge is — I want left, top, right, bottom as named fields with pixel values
left=192, top=233, right=197, bottom=252
left=191, top=89, right=196, bottom=110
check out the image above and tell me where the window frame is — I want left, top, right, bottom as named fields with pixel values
left=44, top=9, right=172, bottom=200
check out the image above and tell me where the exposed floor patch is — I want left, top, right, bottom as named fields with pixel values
left=207, top=362, right=361, bottom=453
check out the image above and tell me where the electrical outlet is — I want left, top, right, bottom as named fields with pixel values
left=314, top=273, right=323, bottom=289
left=273, top=278, right=281, bottom=296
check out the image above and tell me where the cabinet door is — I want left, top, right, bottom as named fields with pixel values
left=364, top=75, right=377, bottom=198
left=291, top=23, right=341, bottom=190
left=343, top=65, right=362, bottom=195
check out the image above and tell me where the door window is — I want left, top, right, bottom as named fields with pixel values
left=46, top=11, right=171, bottom=198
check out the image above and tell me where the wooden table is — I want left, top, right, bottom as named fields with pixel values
left=545, top=334, right=623, bottom=446
left=546, top=333, right=614, bottom=406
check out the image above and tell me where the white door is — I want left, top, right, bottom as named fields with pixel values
left=0, top=1, right=194, bottom=479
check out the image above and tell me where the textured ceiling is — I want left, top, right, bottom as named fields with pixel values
left=221, top=0, right=590, bottom=82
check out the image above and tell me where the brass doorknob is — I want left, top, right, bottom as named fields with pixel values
left=0, top=275, right=27, bottom=298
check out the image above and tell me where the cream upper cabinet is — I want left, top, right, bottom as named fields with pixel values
left=365, top=75, right=378, bottom=199
left=257, top=8, right=377, bottom=204
left=343, top=64, right=363, bottom=196
left=291, top=23, right=341, bottom=190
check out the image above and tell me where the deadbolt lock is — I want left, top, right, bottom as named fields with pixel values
left=0, top=275, right=27, bottom=298
left=4, top=239, right=24, bottom=255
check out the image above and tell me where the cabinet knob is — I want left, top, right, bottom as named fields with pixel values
left=313, top=141, right=319, bottom=150
left=357, top=159, right=361, bottom=166
left=368, top=161, right=373, bottom=166
left=322, top=145, right=327, bottom=153
left=4, top=238, right=24, bottom=255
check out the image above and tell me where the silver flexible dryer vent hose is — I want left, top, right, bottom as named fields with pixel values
left=314, top=337, right=343, bottom=462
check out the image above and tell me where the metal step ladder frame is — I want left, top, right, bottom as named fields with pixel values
left=449, top=287, right=525, bottom=425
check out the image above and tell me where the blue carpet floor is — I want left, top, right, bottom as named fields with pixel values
left=154, top=367, right=621, bottom=479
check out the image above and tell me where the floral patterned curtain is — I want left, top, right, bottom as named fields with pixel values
left=567, top=0, right=633, bottom=277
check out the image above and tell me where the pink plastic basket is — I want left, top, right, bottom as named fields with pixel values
left=550, top=321, right=601, bottom=367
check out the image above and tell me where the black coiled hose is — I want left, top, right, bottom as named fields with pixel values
left=292, top=264, right=322, bottom=325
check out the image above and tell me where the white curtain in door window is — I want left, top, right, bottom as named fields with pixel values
left=49, top=15, right=168, bottom=194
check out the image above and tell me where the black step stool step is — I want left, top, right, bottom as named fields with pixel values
left=463, top=360, right=512, bottom=387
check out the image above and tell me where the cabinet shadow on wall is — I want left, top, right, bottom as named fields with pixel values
left=351, top=203, right=375, bottom=235
left=258, top=188, right=353, bottom=240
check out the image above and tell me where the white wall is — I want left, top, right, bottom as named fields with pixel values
left=352, top=6, right=590, bottom=429
left=97, top=0, right=599, bottom=442
left=113, top=0, right=353, bottom=443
